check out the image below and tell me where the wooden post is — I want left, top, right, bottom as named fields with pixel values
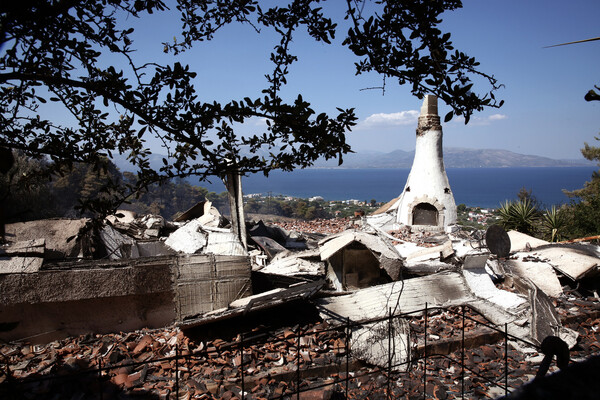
left=223, top=168, right=247, bottom=250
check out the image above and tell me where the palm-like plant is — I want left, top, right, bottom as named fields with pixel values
left=498, top=199, right=539, bottom=235
left=541, top=206, right=566, bottom=242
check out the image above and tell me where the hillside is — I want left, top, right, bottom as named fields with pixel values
left=311, top=148, right=593, bottom=169
left=111, top=148, right=594, bottom=172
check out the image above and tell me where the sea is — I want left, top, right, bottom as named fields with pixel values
left=198, top=167, right=598, bottom=209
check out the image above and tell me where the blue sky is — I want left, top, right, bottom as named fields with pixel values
left=127, top=0, right=600, bottom=160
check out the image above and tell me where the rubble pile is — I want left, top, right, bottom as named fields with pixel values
left=4, top=191, right=600, bottom=399
left=402, top=311, right=600, bottom=399
left=0, top=323, right=349, bottom=399
left=554, top=292, right=600, bottom=327
left=108, top=213, right=169, bottom=240
left=386, top=228, right=454, bottom=247
left=5, top=91, right=600, bottom=398
left=271, top=218, right=351, bottom=235
left=2, top=301, right=600, bottom=399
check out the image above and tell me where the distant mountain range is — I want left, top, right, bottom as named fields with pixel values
left=311, top=147, right=594, bottom=169
left=111, top=147, right=594, bottom=173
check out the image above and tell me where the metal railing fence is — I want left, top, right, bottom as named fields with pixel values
left=1, top=304, right=538, bottom=399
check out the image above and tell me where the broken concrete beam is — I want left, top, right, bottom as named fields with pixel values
left=0, top=239, right=45, bottom=256
left=261, top=253, right=324, bottom=277
left=178, top=279, right=322, bottom=329
left=414, top=326, right=505, bottom=358
left=315, top=271, right=475, bottom=324
left=463, top=255, right=527, bottom=311
left=395, top=239, right=454, bottom=263
left=0, top=256, right=44, bottom=274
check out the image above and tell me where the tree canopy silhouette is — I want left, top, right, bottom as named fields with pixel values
left=0, top=0, right=503, bottom=218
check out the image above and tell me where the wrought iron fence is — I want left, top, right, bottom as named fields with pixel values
left=1, top=304, right=539, bottom=399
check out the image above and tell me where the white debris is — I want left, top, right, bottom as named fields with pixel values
left=165, top=219, right=208, bottom=254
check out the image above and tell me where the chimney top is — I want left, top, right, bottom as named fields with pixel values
left=420, top=95, right=438, bottom=116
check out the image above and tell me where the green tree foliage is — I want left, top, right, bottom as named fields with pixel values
left=585, top=84, right=600, bottom=102
left=497, top=190, right=569, bottom=241
left=52, top=158, right=124, bottom=217
left=558, top=74, right=600, bottom=239
left=0, top=152, right=228, bottom=222
left=561, top=136, right=600, bottom=239
left=243, top=196, right=331, bottom=220
left=0, top=0, right=503, bottom=220
left=0, top=152, right=56, bottom=221
left=517, top=186, right=541, bottom=209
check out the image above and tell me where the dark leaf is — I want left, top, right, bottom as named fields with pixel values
left=444, top=111, right=453, bottom=123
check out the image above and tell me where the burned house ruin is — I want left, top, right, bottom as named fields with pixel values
left=3, top=110, right=600, bottom=398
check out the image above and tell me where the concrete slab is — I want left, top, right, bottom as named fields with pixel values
left=506, top=257, right=563, bottom=298
left=508, top=230, right=549, bottom=252
left=530, top=244, right=600, bottom=281
left=0, top=239, right=45, bottom=274
left=5, top=219, right=90, bottom=260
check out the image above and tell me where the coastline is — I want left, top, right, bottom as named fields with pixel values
left=196, top=166, right=597, bottom=209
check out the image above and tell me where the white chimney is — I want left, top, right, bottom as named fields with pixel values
left=396, top=95, right=457, bottom=230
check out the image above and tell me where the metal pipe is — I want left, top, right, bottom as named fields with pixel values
left=346, top=317, right=350, bottom=400
left=388, top=308, right=392, bottom=400
left=98, top=357, right=103, bottom=400
left=297, top=329, right=301, bottom=400
left=461, top=306, right=465, bottom=399
left=241, top=332, right=245, bottom=400
left=505, top=323, right=508, bottom=395
left=175, top=344, right=179, bottom=399
left=424, top=302, right=428, bottom=400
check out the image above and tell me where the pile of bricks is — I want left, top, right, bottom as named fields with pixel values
left=0, top=322, right=349, bottom=399
left=2, top=302, right=600, bottom=399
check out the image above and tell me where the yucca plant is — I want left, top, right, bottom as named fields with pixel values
left=498, top=200, right=514, bottom=227
left=541, top=205, right=566, bottom=242
left=498, top=199, right=539, bottom=235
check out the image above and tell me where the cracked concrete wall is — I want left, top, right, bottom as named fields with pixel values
left=0, top=254, right=251, bottom=343
left=0, top=257, right=174, bottom=305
